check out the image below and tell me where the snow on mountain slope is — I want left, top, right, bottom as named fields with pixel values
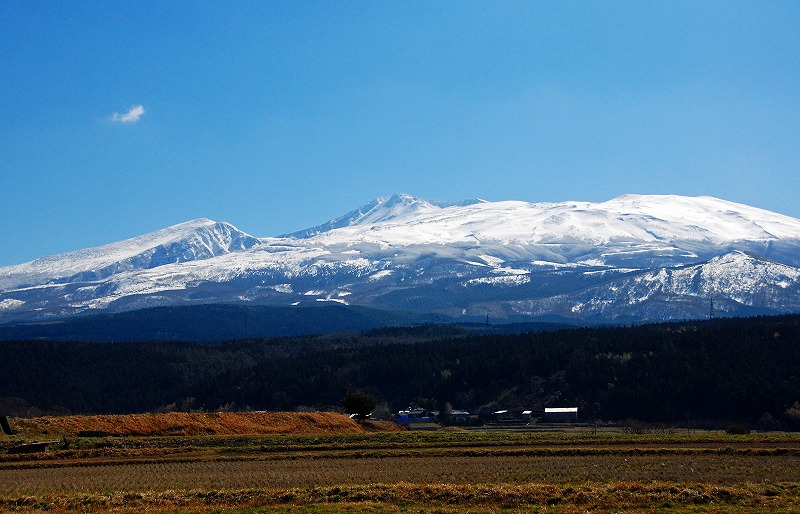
left=500, top=251, right=800, bottom=322
left=294, top=193, right=800, bottom=248
left=0, top=219, right=261, bottom=290
left=609, top=250, right=800, bottom=310
left=1, top=193, right=799, bottom=324
left=278, top=193, right=800, bottom=271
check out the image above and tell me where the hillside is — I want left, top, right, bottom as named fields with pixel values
left=0, top=304, right=451, bottom=342
left=6, top=412, right=401, bottom=437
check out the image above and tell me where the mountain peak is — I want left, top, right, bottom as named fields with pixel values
left=283, top=194, right=486, bottom=238
left=0, top=218, right=260, bottom=290
left=379, top=192, right=417, bottom=204
left=173, top=217, right=216, bottom=228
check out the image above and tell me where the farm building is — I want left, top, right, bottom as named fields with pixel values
left=544, top=407, right=578, bottom=422
left=450, top=410, right=471, bottom=424
left=396, top=407, right=435, bottom=424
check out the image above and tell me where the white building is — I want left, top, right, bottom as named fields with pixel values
left=544, top=407, right=578, bottom=422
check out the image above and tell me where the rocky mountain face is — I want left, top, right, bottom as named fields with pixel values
left=2, top=193, right=799, bottom=324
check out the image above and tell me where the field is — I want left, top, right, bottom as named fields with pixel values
left=6, top=411, right=402, bottom=437
left=2, top=414, right=800, bottom=512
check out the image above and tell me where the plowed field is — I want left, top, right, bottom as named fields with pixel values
left=3, top=419, right=800, bottom=512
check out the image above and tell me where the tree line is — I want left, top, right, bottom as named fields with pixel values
left=1, top=315, right=799, bottom=428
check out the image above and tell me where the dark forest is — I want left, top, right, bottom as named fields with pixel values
left=1, top=315, right=799, bottom=428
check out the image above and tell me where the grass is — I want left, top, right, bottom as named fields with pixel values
left=6, top=411, right=403, bottom=438
left=3, top=482, right=800, bottom=513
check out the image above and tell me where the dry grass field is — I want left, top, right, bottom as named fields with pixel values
left=2, top=414, right=800, bottom=512
left=8, top=411, right=402, bottom=437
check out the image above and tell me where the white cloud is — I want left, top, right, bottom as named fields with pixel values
left=110, top=104, right=145, bottom=123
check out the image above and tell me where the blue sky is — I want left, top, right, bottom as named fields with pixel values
left=1, top=1, right=799, bottom=266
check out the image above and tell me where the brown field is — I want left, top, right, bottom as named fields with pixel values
left=3, top=453, right=800, bottom=494
left=2, top=415, right=800, bottom=512
left=8, top=411, right=402, bottom=437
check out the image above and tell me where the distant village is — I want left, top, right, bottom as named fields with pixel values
left=396, top=406, right=578, bottom=427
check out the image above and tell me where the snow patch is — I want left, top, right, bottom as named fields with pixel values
left=478, top=254, right=505, bottom=267
left=316, top=297, right=349, bottom=305
left=491, top=267, right=529, bottom=275
left=466, top=275, right=531, bottom=286
left=0, top=298, right=24, bottom=310
left=368, top=270, right=393, bottom=281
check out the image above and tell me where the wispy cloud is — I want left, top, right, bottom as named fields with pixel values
left=110, top=104, right=145, bottom=123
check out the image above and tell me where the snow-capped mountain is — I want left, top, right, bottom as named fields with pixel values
left=1, top=193, right=799, bottom=324
left=0, top=219, right=260, bottom=291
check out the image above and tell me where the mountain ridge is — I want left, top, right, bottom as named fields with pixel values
left=1, top=193, right=799, bottom=326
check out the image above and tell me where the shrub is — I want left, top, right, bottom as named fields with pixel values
left=786, top=402, right=800, bottom=430
left=341, top=392, right=376, bottom=422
